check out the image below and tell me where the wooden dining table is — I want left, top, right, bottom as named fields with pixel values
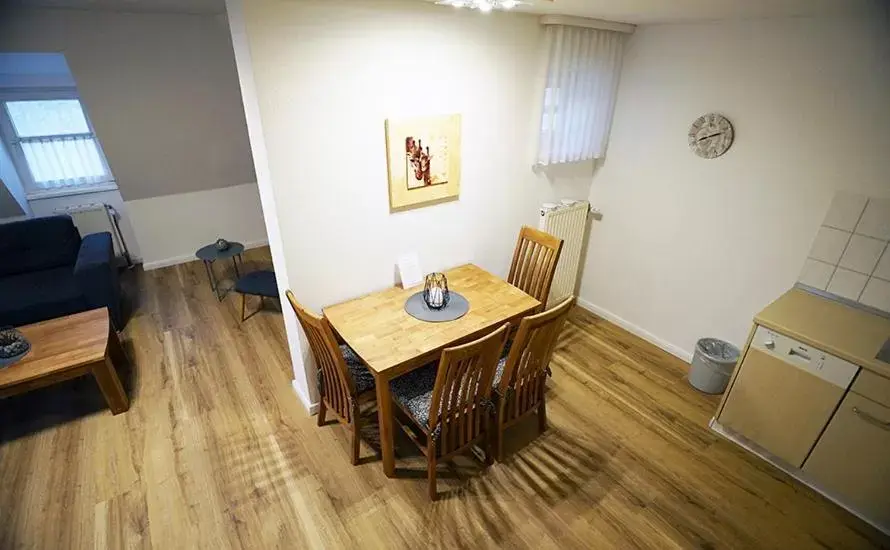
left=324, top=263, right=540, bottom=477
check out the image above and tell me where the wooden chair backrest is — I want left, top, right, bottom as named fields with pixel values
left=498, top=296, right=574, bottom=424
left=428, top=324, right=509, bottom=456
left=507, top=226, right=564, bottom=309
left=285, top=291, right=356, bottom=422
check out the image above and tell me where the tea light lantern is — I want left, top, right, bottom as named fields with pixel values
left=423, top=272, right=450, bottom=310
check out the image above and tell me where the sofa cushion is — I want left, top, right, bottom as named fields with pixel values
left=0, top=267, right=86, bottom=327
left=0, top=216, right=82, bottom=277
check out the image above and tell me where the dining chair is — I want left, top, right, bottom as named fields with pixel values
left=507, top=226, right=564, bottom=311
left=390, top=324, right=509, bottom=500
left=285, top=291, right=376, bottom=465
left=493, top=296, right=575, bottom=462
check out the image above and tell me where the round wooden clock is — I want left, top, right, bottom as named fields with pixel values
left=688, top=113, right=734, bottom=159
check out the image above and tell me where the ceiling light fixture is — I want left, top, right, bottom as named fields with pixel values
left=436, top=0, right=528, bottom=11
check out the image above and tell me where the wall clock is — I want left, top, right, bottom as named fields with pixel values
left=688, top=113, right=734, bottom=159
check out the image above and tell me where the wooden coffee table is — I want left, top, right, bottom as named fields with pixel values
left=0, top=309, right=130, bottom=415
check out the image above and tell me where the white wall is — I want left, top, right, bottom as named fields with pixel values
left=27, top=189, right=141, bottom=257
left=578, top=12, right=890, bottom=361
left=0, top=139, right=29, bottom=218
left=241, top=0, right=583, bottom=311
left=126, top=183, right=268, bottom=269
left=21, top=184, right=267, bottom=268
left=233, top=0, right=589, bottom=409
left=0, top=7, right=255, bottom=201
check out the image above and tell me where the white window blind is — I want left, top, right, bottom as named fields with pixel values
left=537, top=25, right=626, bottom=166
left=3, top=99, right=113, bottom=194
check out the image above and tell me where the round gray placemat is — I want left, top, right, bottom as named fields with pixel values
left=404, top=292, right=469, bottom=323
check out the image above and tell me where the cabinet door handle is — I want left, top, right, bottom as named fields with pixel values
left=852, top=407, right=890, bottom=431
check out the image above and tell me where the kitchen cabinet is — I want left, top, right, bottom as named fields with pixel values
left=802, top=391, right=890, bottom=528
left=718, top=346, right=851, bottom=467
left=712, top=288, right=890, bottom=533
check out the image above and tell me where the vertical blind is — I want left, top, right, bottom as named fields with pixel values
left=5, top=100, right=112, bottom=193
left=537, top=26, right=627, bottom=166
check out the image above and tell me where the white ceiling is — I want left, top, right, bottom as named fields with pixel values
left=6, top=0, right=226, bottom=15
left=7, top=0, right=877, bottom=23
left=459, top=0, right=877, bottom=24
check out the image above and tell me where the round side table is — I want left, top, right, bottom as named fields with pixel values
left=196, top=242, right=245, bottom=301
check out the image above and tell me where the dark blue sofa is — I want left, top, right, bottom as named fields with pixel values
left=0, top=216, right=123, bottom=328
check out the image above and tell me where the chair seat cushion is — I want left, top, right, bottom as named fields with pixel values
left=339, top=344, right=375, bottom=394
left=493, top=339, right=513, bottom=388
left=493, top=356, right=507, bottom=389
left=390, top=363, right=438, bottom=428
left=235, top=271, right=278, bottom=297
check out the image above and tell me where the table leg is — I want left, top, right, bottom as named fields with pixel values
left=107, top=324, right=129, bottom=369
left=375, top=377, right=396, bottom=477
left=204, top=260, right=224, bottom=301
left=92, top=357, right=129, bottom=415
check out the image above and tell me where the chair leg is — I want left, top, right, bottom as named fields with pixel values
left=483, top=414, right=494, bottom=467
left=497, top=418, right=506, bottom=462
left=240, top=293, right=247, bottom=322
left=428, top=438, right=438, bottom=501
left=538, top=399, right=547, bottom=434
left=317, top=399, right=327, bottom=427
left=428, top=455, right=438, bottom=501
left=351, top=408, right=361, bottom=466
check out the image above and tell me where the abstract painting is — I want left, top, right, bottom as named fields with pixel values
left=386, top=114, right=461, bottom=211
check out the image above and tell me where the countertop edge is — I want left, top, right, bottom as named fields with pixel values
left=754, top=303, right=890, bottom=380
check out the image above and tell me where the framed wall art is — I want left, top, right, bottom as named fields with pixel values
left=385, top=114, right=461, bottom=212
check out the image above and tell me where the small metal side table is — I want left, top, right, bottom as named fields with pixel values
left=196, top=242, right=245, bottom=301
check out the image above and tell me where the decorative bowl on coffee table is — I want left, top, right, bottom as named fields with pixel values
left=0, top=327, right=30, bottom=368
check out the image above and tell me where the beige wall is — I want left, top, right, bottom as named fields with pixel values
left=578, top=11, right=890, bottom=361
left=0, top=7, right=256, bottom=201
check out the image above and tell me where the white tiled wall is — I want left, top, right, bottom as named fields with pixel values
left=799, top=192, right=890, bottom=314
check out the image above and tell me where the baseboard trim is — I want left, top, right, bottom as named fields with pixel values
left=709, top=418, right=890, bottom=537
left=576, top=297, right=694, bottom=363
left=141, top=239, right=269, bottom=271
left=292, top=380, right=319, bottom=415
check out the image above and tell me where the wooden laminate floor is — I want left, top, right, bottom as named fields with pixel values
left=0, top=248, right=887, bottom=549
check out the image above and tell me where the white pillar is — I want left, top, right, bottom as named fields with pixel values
left=225, top=0, right=315, bottom=412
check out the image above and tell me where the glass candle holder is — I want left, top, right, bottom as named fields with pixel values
left=423, top=272, right=450, bottom=310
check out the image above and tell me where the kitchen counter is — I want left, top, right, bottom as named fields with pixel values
left=755, top=289, right=890, bottom=379
left=715, top=288, right=890, bottom=532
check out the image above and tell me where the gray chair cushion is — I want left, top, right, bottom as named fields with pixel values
left=339, top=344, right=375, bottom=394
left=392, top=359, right=507, bottom=428
left=390, top=363, right=438, bottom=428
left=235, top=270, right=278, bottom=297
left=493, top=356, right=507, bottom=389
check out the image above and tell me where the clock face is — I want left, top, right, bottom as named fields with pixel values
left=688, top=113, right=734, bottom=159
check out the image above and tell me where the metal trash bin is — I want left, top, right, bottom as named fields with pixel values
left=688, top=338, right=740, bottom=394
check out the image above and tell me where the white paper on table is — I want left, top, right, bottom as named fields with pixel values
left=397, top=253, right=423, bottom=288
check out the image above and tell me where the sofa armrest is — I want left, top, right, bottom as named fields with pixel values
left=74, top=232, right=123, bottom=328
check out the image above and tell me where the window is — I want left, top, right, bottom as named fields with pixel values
left=537, top=25, right=627, bottom=166
left=0, top=97, right=115, bottom=197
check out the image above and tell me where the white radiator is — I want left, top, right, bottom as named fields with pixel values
left=539, top=200, right=589, bottom=307
left=55, top=203, right=132, bottom=265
